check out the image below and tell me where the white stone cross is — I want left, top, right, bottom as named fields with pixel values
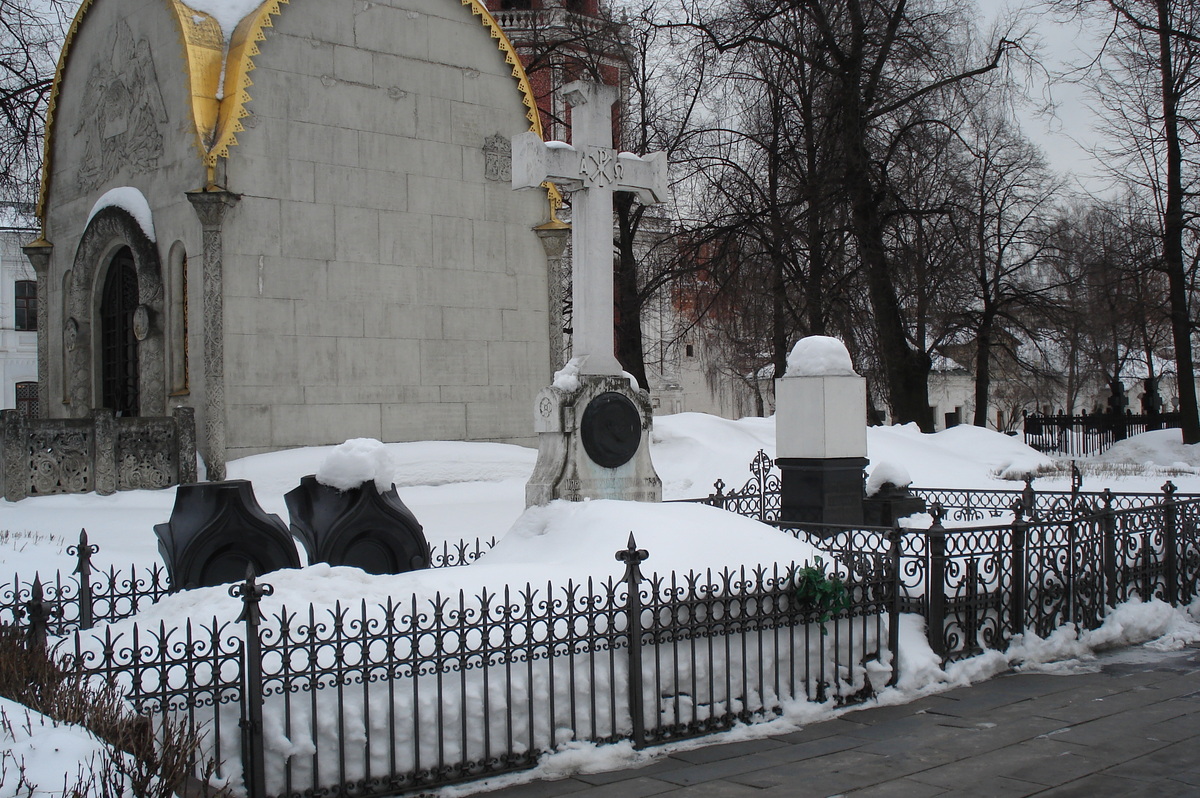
left=512, top=81, right=668, bottom=376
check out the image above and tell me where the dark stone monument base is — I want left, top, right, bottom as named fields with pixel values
left=155, top=480, right=299, bottom=590
left=778, top=457, right=868, bottom=526
left=863, top=485, right=927, bottom=526
left=285, top=475, right=430, bottom=574
left=526, top=374, right=661, bottom=506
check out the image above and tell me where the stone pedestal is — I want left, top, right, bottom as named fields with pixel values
left=862, top=483, right=927, bottom=526
left=779, top=457, right=868, bottom=525
left=775, top=343, right=868, bottom=526
left=526, top=374, right=661, bottom=506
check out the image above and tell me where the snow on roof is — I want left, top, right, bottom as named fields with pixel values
left=930, top=354, right=967, bottom=373
left=86, top=187, right=155, bottom=242
left=179, top=0, right=264, bottom=41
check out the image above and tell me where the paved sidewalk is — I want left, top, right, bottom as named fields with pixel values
left=487, top=645, right=1200, bottom=797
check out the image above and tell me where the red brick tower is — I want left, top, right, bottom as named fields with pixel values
left=484, top=0, right=627, bottom=142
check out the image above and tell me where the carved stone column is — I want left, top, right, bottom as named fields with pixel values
left=2, top=410, right=27, bottom=501
left=535, top=224, right=571, bottom=373
left=22, top=240, right=52, bottom=418
left=174, top=406, right=197, bottom=484
left=92, top=408, right=116, bottom=496
left=186, top=189, right=239, bottom=481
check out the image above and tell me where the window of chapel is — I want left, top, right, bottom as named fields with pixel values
left=14, top=280, right=35, bottom=331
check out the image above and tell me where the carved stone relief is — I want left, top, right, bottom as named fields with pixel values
left=74, top=22, right=167, bottom=192
left=67, top=207, right=166, bottom=417
left=483, top=133, right=512, bottom=183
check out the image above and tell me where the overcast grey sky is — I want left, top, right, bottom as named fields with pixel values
left=975, top=0, right=1109, bottom=193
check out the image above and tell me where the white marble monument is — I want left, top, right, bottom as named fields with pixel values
left=775, top=336, right=868, bottom=524
left=512, top=81, right=666, bottom=506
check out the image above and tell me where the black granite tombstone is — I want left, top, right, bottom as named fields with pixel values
left=155, top=480, right=300, bottom=590
left=284, top=475, right=430, bottom=574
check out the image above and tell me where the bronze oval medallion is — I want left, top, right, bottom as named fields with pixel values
left=581, top=392, right=641, bottom=469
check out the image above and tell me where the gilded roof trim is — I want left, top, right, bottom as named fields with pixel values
left=170, top=0, right=224, bottom=160
left=39, top=0, right=554, bottom=224
left=458, top=0, right=564, bottom=219
left=208, top=0, right=289, bottom=166
left=460, top=0, right=542, bottom=138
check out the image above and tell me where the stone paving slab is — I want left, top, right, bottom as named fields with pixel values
left=482, top=645, right=1199, bottom=797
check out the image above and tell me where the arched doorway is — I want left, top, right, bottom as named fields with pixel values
left=100, top=247, right=139, bottom=416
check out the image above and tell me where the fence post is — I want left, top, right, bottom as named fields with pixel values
left=1101, top=489, right=1117, bottom=608
left=926, top=503, right=946, bottom=661
left=174, top=407, right=197, bottom=485
left=2, top=410, right=28, bottom=501
left=1162, top=481, right=1178, bottom=606
left=1021, top=478, right=1037, bottom=521
left=1010, top=503, right=1027, bottom=639
left=616, top=534, right=649, bottom=749
left=887, top=524, right=903, bottom=688
left=231, top=567, right=272, bottom=798
left=24, top=576, right=49, bottom=648
left=1070, top=461, right=1083, bottom=516
left=67, top=529, right=98, bottom=630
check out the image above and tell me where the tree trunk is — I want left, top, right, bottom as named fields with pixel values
left=842, top=100, right=934, bottom=430
left=1157, top=0, right=1200, bottom=442
left=973, top=314, right=993, bottom=427
left=614, top=194, right=649, bottom=390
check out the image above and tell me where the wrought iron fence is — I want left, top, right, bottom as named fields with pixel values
left=1, top=530, right=498, bottom=639
left=1023, top=409, right=1182, bottom=457
left=682, top=449, right=1198, bottom=524
left=698, top=451, right=1200, bottom=663
left=52, top=538, right=889, bottom=798
left=7, top=447, right=1200, bottom=797
left=769, top=496, right=1200, bottom=663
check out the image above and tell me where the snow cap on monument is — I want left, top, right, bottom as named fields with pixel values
left=316, top=438, right=397, bottom=494
left=785, top=336, right=857, bottom=377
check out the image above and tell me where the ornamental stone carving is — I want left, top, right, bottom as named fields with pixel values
left=74, top=22, right=167, bottom=191
left=0, top=408, right=197, bottom=500
left=186, top=189, right=239, bottom=482
left=483, top=133, right=512, bottom=183
left=67, top=207, right=166, bottom=417
left=64, top=318, right=78, bottom=352
left=133, top=304, right=150, bottom=341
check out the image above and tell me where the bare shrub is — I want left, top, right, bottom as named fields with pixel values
left=0, top=625, right=219, bottom=798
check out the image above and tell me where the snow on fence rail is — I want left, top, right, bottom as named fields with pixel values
left=55, top=538, right=889, bottom=798
left=0, top=532, right=497, bottom=638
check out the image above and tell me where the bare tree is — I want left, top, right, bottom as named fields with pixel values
left=1063, top=0, right=1200, bottom=440
left=0, top=0, right=73, bottom=205
left=950, top=105, right=1066, bottom=426
left=663, top=0, right=1023, bottom=429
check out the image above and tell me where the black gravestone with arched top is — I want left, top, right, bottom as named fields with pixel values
left=155, top=480, right=300, bottom=590
left=284, top=475, right=430, bottom=575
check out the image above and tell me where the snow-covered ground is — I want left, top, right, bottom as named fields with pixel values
left=5, top=414, right=1199, bottom=580
left=2, top=414, right=1200, bottom=797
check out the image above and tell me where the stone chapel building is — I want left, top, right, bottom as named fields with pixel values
left=28, top=0, right=560, bottom=479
